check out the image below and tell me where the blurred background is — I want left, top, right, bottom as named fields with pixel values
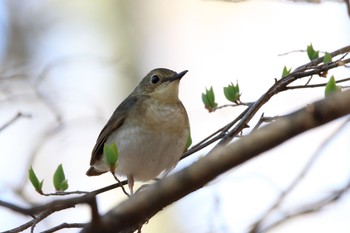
left=0, top=0, right=350, bottom=232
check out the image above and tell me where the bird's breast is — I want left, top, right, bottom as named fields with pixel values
left=105, top=98, right=189, bottom=181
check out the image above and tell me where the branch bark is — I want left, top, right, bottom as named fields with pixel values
left=81, top=89, right=350, bottom=233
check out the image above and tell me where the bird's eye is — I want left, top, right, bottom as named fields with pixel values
left=150, top=75, right=160, bottom=84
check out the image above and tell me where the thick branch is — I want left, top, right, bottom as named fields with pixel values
left=81, top=89, right=350, bottom=233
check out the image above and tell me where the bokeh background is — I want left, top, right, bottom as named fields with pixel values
left=0, top=0, right=350, bottom=232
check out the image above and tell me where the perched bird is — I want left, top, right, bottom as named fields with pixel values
left=86, top=68, right=190, bottom=194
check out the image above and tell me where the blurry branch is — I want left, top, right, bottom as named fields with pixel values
left=81, top=89, right=350, bottom=233
left=2, top=43, right=349, bottom=232
left=278, top=49, right=328, bottom=56
left=250, top=117, right=350, bottom=233
left=263, top=178, right=350, bottom=232
left=11, top=55, right=110, bottom=198
left=41, top=190, right=89, bottom=196
left=41, top=223, right=87, bottom=233
left=345, top=0, right=350, bottom=16
left=0, top=112, right=31, bottom=132
left=1, top=182, right=126, bottom=232
left=209, top=0, right=350, bottom=17
left=183, top=45, right=350, bottom=158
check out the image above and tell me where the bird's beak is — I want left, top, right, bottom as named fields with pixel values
left=165, top=70, right=188, bottom=82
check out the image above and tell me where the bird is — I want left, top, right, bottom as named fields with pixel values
left=86, top=68, right=190, bottom=194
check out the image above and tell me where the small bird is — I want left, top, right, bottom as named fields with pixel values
left=86, top=68, right=190, bottom=194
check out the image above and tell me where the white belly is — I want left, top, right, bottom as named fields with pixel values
left=106, top=123, right=187, bottom=181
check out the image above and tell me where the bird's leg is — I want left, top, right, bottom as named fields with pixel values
left=127, top=175, right=134, bottom=195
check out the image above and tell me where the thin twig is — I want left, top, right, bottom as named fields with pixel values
left=181, top=107, right=251, bottom=160
left=250, top=117, right=350, bottom=233
left=263, top=179, right=350, bottom=233
left=0, top=200, right=35, bottom=217
left=212, top=101, right=253, bottom=111
left=7, top=206, right=74, bottom=233
left=0, top=112, right=31, bottom=132
left=252, top=114, right=280, bottom=131
left=183, top=48, right=350, bottom=158
left=216, top=47, right=350, bottom=147
left=41, top=223, right=86, bottom=233
left=286, top=77, right=350, bottom=90
left=0, top=181, right=127, bottom=217
left=278, top=49, right=328, bottom=56
left=111, top=173, right=130, bottom=197
left=42, top=190, right=89, bottom=196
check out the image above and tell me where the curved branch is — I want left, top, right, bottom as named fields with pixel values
left=250, top=117, right=350, bottom=233
left=182, top=46, right=350, bottom=157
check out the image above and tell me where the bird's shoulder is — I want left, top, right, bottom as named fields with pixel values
left=89, top=94, right=139, bottom=165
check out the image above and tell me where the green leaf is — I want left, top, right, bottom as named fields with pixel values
left=103, top=143, right=119, bottom=172
left=223, top=82, right=240, bottom=102
left=325, top=76, right=340, bottom=97
left=323, top=52, right=332, bottom=64
left=202, top=87, right=218, bottom=112
left=53, top=164, right=68, bottom=192
left=281, top=66, right=292, bottom=78
left=28, top=166, right=44, bottom=194
left=307, top=43, right=319, bottom=61
left=59, top=179, right=69, bottom=191
left=185, top=132, right=192, bottom=150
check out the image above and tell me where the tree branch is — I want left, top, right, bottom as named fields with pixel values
left=81, top=89, right=350, bottom=233
left=181, top=46, right=350, bottom=159
left=41, top=223, right=87, bottom=233
left=217, top=50, right=350, bottom=146
left=285, top=77, right=350, bottom=90
left=1, top=181, right=127, bottom=232
left=263, top=179, right=350, bottom=233
left=0, top=112, right=31, bottom=132
left=250, top=117, right=350, bottom=233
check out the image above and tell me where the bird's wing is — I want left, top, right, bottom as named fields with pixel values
left=89, top=95, right=138, bottom=165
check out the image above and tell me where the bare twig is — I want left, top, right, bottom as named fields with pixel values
left=0, top=200, right=35, bottom=218
left=250, top=117, right=350, bottom=233
left=41, top=223, right=86, bottom=233
left=182, top=46, right=350, bottom=160
left=111, top=173, right=130, bottom=197
left=6, top=195, right=90, bottom=233
left=286, top=77, right=350, bottom=90
left=0, top=112, right=31, bottom=132
left=215, top=47, right=350, bottom=147
left=212, top=102, right=253, bottom=111
left=42, top=190, right=89, bottom=196
left=263, top=179, right=350, bottom=232
left=252, top=114, right=281, bottom=131
left=181, top=107, right=250, bottom=159
left=0, top=181, right=127, bottom=217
